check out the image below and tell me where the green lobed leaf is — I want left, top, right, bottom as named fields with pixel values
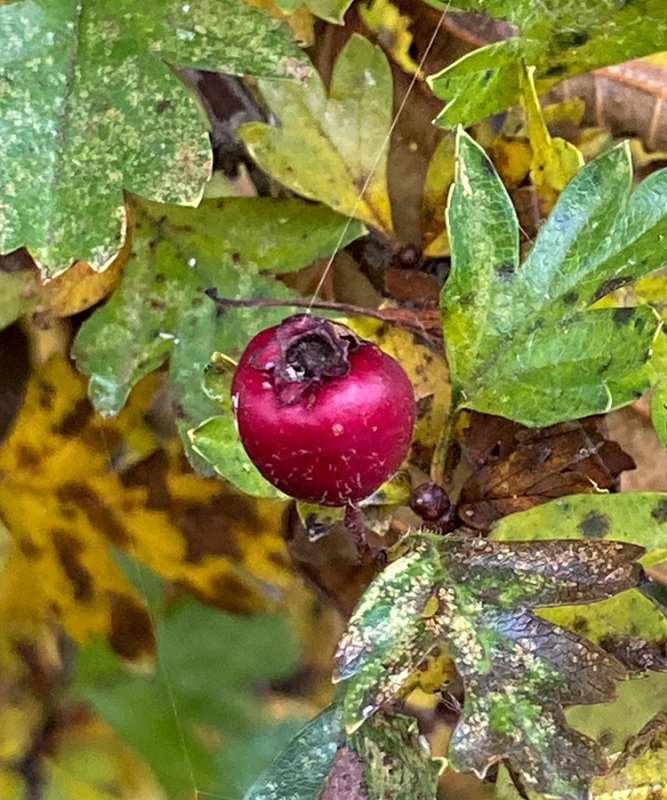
left=489, top=492, right=667, bottom=564
left=239, top=34, right=394, bottom=234
left=335, top=532, right=647, bottom=796
left=427, top=0, right=667, bottom=128
left=72, top=195, right=364, bottom=477
left=0, top=0, right=308, bottom=276
left=71, top=597, right=302, bottom=799
left=442, top=130, right=664, bottom=426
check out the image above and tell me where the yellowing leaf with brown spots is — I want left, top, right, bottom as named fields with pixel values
left=346, top=317, right=451, bottom=471
left=0, top=357, right=294, bottom=657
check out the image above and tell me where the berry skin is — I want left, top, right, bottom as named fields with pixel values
left=410, top=482, right=451, bottom=522
left=231, top=315, right=416, bottom=505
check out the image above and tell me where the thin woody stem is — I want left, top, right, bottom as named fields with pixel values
left=205, top=289, right=444, bottom=350
left=206, top=290, right=391, bottom=322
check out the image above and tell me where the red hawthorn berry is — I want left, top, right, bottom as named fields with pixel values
left=231, top=314, right=416, bottom=505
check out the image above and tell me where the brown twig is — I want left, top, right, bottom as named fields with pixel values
left=205, top=289, right=444, bottom=351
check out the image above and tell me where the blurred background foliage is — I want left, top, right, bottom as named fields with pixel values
left=0, top=0, right=666, bottom=798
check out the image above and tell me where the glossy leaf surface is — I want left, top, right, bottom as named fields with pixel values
left=443, top=130, right=664, bottom=426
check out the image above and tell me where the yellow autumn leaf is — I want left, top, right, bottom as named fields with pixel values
left=520, top=63, right=584, bottom=211
left=243, top=0, right=315, bottom=45
left=422, top=135, right=455, bottom=257
left=359, top=0, right=423, bottom=77
left=33, top=254, right=126, bottom=322
left=0, top=768, right=24, bottom=799
left=0, top=357, right=295, bottom=656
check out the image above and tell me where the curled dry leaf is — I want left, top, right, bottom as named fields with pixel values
left=458, top=414, right=636, bottom=530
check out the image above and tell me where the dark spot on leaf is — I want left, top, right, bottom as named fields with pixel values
left=180, top=494, right=258, bottom=562
left=154, top=272, right=165, bottom=283
left=16, top=443, right=41, bottom=470
left=533, top=317, right=545, bottom=329
left=155, top=99, right=173, bottom=114
left=38, top=380, right=56, bottom=410
left=572, top=615, right=589, bottom=634
left=232, top=252, right=241, bottom=263
left=612, top=307, right=635, bottom=326
left=555, top=29, right=590, bottom=48
left=634, top=315, right=646, bottom=333
left=495, top=260, right=516, bottom=280
left=591, top=277, right=632, bottom=303
left=191, top=296, right=203, bottom=307
left=52, top=529, right=94, bottom=602
left=650, top=498, right=667, bottom=524
left=578, top=510, right=611, bottom=539
left=172, top=401, right=188, bottom=420
left=206, top=573, right=258, bottom=613
left=52, top=398, right=93, bottom=437
left=571, top=30, right=590, bottom=46
left=544, top=63, right=567, bottom=77
left=150, top=299, right=166, bottom=309
left=120, top=451, right=170, bottom=508
left=598, top=729, right=615, bottom=748
left=482, top=68, right=494, bottom=85
left=57, top=482, right=131, bottom=546
left=562, top=290, right=578, bottom=305
left=598, top=357, right=613, bottom=374
left=108, top=592, right=155, bottom=660
left=19, top=538, right=42, bottom=559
